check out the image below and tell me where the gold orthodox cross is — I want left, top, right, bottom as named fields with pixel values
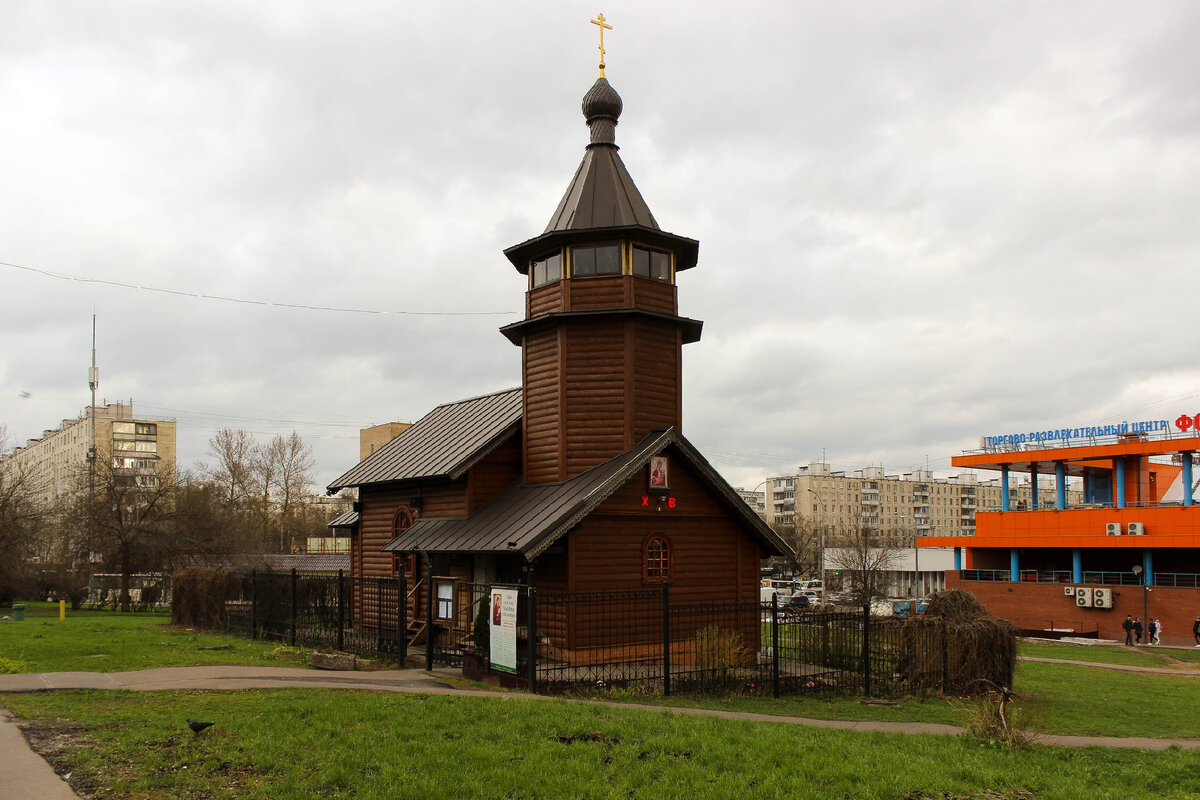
left=591, top=13, right=612, bottom=77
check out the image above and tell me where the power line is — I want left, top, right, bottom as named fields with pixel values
left=1, top=259, right=521, bottom=317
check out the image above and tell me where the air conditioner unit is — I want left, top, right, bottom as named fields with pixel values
left=1075, top=587, right=1093, bottom=607
left=1105, top=522, right=1123, bottom=536
left=1127, top=522, right=1145, bottom=535
left=1093, top=588, right=1112, bottom=609
left=1063, top=586, right=1075, bottom=596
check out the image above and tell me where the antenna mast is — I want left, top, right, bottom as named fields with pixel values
left=88, top=316, right=98, bottom=510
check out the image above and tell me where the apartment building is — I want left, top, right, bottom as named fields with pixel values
left=765, top=462, right=1081, bottom=539
left=1, top=403, right=177, bottom=504
left=735, top=486, right=766, bottom=516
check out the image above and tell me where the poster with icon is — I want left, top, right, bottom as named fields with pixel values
left=489, top=588, right=519, bottom=674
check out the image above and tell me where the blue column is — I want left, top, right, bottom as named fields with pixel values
left=1030, top=463, right=1039, bottom=510
left=1056, top=462, right=1066, bottom=510
left=1010, top=548, right=1019, bottom=582
left=1001, top=466, right=1010, bottom=511
left=1116, top=458, right=1126, bottom=508
left=954, top=548, right=962, bottom=571
left=1072, top=548, right=1082, bottom=584
left=1143, top=550, right=1153, bottom=587
left=1183, top=453, right=1194, bottom=507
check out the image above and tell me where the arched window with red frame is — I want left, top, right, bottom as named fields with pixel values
left=643, top=535, right=671, bottom=582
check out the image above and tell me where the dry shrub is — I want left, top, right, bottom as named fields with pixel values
left=899, top=588, right=1017, bottom=696
left=171, top=567, right=235, bottom=629
left=956, top=682, right=1044, bottom=749
left=692, top=626, right=751, bottom=691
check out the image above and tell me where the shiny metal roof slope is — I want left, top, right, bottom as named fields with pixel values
left=544, top=144, right=659, bottom=232
left=327, top=388, right=521, bottom=491
left=381, top=428, right=790, bottom=560
left=327, top=510, right=359, bottom=528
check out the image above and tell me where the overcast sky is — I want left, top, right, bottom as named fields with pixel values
left=4, top=1, right=1200, bottom=493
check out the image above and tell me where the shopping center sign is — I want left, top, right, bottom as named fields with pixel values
left=982, top=418, right=1172, bottom=449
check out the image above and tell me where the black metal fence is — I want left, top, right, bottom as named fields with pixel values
left=196, top=572, right=977, bottom=698
left=223, top=570, right=408, bottom=663
left=530, top=587, right=964, bottom=699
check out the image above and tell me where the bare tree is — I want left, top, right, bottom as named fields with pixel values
left=73, top=446, right=180, bottom=611
left=0, top=426, right=47, bottom=601
left=263, top=432, right=315, bottom=552
left=201, top=428, right=258, bottom=507
left=825, top=514, right=905, bottom=613
left=771, top=518, right=823, bottom=578
left=170, top=469, right=260, bottom=559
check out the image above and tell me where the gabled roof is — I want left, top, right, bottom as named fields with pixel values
left=327, top=510, right=359, bottom=529
left=327, top=388, right=521, bottom=491
left=382, top=428, right=790, bottom=560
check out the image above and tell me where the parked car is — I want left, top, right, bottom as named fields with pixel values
left=779, top=593, right=811, bottom=616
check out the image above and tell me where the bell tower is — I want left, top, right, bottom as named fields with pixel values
left=502, top=33, right=702, bottom=485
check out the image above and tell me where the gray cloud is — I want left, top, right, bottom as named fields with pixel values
left=3, top=1, right=1199, bottom=491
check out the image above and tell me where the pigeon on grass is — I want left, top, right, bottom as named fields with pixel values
left=187, top=718, right=215, bottom=733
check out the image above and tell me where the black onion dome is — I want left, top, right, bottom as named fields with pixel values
left=582, top=77, right=622, bottom=146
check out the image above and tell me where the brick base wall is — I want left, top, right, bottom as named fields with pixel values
left=946, top=572, right=1200, bottom=647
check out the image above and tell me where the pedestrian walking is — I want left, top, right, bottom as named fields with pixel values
left=1193, top=615, right=1200, bottom=647
left=1152, top=619, right=1162, bottom=646
left=1133, top=616, right=1144, bottom=644
left=1122, top=614, right=1134, bottom=646
left=1147, top=618, right=1158, bottom=645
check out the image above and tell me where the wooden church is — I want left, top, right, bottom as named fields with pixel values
left=327, top=42, right=788, bottom=654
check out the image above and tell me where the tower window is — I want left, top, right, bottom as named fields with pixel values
left=571, top=244, right=621, bottom=277
left=530, top=252, right=562, bottom=288
left=644, top=535, right=671, bottom=582
left=632, top=246, right=671, bottom=281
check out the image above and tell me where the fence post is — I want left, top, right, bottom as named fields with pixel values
left=250, top=570, right=257, bottom=640
left=425, top=574, right=435, bottom=672
left=400, top=573, right=410, bottom=666
left=661, top=582, right=671, bottom=697
left=336, top=569, right=345, bottom=652
left=289, top=568, right=297, bottom=647
left=527, top=568, right=538, bottom=693
left=862, top=604, right=872, bottom=697
left=771, top=593, right=780, bottom=699
left=398, top=571, right=407, bottom=665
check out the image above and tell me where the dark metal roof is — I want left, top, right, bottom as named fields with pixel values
left=257, top=554, right=351, bottom=573
left=327, top=388, right=521, bottom=491
left=502, top=75, right=700, bottom=273
left=499, top=308, right=703, bottom=346
left=545, top=144, right=659, bottom=233
left=381, top=428, right=790, bottom=561
left=327, top=510, right=359, bottom=528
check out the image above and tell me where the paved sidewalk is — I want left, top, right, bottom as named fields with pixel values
left=2, top=665, right=1198, bottom=800
left=1019, top=656, right=1200, bottom=676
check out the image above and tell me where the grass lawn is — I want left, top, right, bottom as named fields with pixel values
left=2, top=607, right=1198, bottom=739
left=583, top=656, right=1200, bottom=740
left=0, top=603, right=309, bottom=673
left=4, top=689, right=1200, bottom=800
